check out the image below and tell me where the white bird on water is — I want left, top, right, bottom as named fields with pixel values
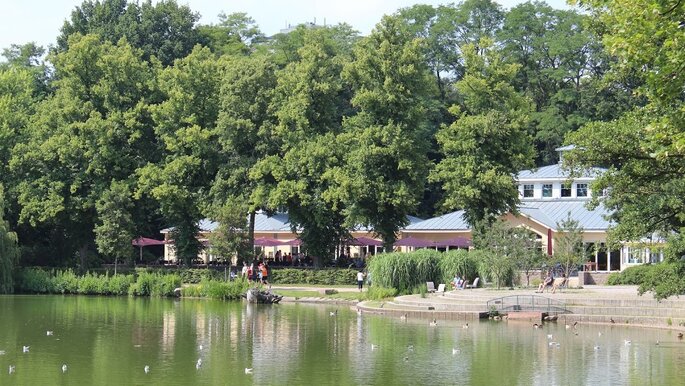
left=9, top=365, right=15, bottom=374
left=429, top=319, right=438, bottom=327
left=22, top=346, right=29, bottom=353
left=196, top=358, right=202, bottom=369
left=547, top=334, right=553, bottom=340
left=452, top=348, right=460, bottom=355
left=245, top=367, right=253, bottom=374
left=62, top=364, right=68, bottom=373
left=371, top=344, right=379, bottom=351
left=46, top=331, right=54, bottom=336
left=144, top=365, right=150, bottom=374
left=330, top=310, right=338, bottom=317
left=462, top=323, right=469, bottom=329
left=593, top=345, right=600, bottom=351
left=624, top=339, right=632, bottom=345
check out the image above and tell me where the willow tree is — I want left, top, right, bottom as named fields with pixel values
left=0, top=185, right=19, bottom=293
left=340, top=16, right=436, bottom=251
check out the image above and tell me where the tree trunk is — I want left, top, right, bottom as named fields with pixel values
left=78, top=244, right=88, bottom=272
left=247, top=210, right=255, bottom=261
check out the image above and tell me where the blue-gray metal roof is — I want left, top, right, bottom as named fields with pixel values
left=254, top=212, right=293, bottom=232
left=405, top=210, right=470, bottom=231
left=519, top=200, right=613, bottom=230
left=405, top=201, right=612, bottom=232
left=517, top=164, right=605, bottom=180
left=164, top=213, right=421, bottom=233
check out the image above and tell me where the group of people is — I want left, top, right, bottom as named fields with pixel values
left=241, top=260, right=270, bottom=285
left=268, top=251, right=313, bottom=267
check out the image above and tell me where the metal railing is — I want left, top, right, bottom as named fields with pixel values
left=486, top=295, right=570, bottom=315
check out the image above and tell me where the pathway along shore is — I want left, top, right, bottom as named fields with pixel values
left=275, top=285, right=685, bottom=332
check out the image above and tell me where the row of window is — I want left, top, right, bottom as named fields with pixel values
left=522, top=183, right=588, bottom=198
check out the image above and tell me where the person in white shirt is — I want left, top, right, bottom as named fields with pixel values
left=357, top=271, right=365, bottom=292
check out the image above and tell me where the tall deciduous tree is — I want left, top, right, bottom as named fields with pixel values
left=94, top=180, right=134, bottom=273
left=431, top=39, right=534, bottom=234
left=566, top=0, right=685, bottom=243
left=58, top=0, right=200, bottom=66
left=10, top=34, right=159, bottom=268
left=138, top=46, right=222, bottom=266
left=198, top=12, right=265, bottom=56
left=212, top=55, right=278, bottom=260
left=553, top=213, right=584, bottom=279
left=254, top=28, right=351, bottom=266
left=340, top=16, right=436, bottom=251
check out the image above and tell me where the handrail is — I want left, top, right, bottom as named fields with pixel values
left=486, top=295, right=570, bottom=314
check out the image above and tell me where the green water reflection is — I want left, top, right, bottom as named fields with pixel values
left=1, top=295, right=684, bottom=385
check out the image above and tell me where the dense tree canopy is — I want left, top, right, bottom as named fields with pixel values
left=0, top=0, right=666, bottom=279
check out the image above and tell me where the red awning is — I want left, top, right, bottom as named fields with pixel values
left=431, top=237, right=472, bottom=248
left=349, top=236, right=383, bottom=247
left=132, top=237, right=166, bottom=247
left=253, top=237, right=283, bottom=247
left=393, top=236, right=434, bottom=248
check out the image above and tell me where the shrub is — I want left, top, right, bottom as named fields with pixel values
left=78, top=272, right=106, bottom=295
left=16, top=268, right=53, bottom=293
left=108, top=274, right=134, bottom=295
left=53, top=270, right=79, bottom=294
left=151, top=273, right=181, bottom=297
left=270, top=268, right=357, bottom=285
left=366, top=286, right=397, bottom=300
left=607, top=264, right=654, bottom=285
left=181, top=278, right=249, bottom=300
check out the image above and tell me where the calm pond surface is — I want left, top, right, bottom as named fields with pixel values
left=1, top=295, right=684, bottom=385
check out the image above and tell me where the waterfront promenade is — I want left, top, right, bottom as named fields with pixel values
left=274, top=284, right=685, bottom=331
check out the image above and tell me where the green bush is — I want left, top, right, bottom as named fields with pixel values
left=151, top=273, right=181, bottom=297
left=181, top=278, right=250, bottom=300
left=270, top=268, right=357, bottom=285
left=16, top=268, right=53, bottom=293
left=366, top=286, right=397, bottom=300
left=78, top=272, right=106, bottom=295
left=108, top=274, right=134, bottom=295
left=607, top=264, right=654, bottom=285
left=53, top=270, right=79, bottom=294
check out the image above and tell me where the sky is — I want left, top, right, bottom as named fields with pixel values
left=0, top=0, right=574, bottom=52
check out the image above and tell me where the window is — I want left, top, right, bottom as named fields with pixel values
left=576, top=183, right=588, bottom=197
left=561, top=183, right=572, bottom=197
left=542, top=184, right=553, bottom=198
left=523, top=184, right=534, bottom=198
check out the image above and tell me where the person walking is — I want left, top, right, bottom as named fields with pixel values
left=357, top=271, right=365, bottom=292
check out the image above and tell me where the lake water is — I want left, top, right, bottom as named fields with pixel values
left=1, top=295, right=684, bottom=385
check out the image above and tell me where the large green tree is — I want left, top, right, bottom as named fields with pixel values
left=432, top=39, right=534, bottom=233
left=10, top=34, right=159, bottom=267
left=138, top=46, right=222, bottom=265
left=567, top=0, right=685, bottom=242
left=58, top=0, right=200, bottom=66
left=340, top=16, right=437, bottom=251
left=253, top=28, right=351, bottom=266
left=211, top=55, right=278, bottom=260
left=94, top=180, right=134, bottom=273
